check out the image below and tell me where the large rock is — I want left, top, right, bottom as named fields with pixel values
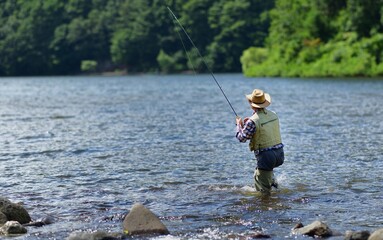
left=0, top=212, right=7, bottom=225
left=123, top=203, right=169, bottom=235
left=293, top=220, right=333, bottom=237
left=369, top=229, right=383, bottom=240
left=0, top=197, right=31, bottom=224
left=0, top=221, right=27, bottom=235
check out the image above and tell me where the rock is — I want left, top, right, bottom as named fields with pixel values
left=0, top=197, right=31, bottom=224
left=292, top=220, right=332, bottom=237
left=293, top=222, right=304, bottom=229
left=66, top=231, right=122, bottom=240
left=0, top=197, right=11, bottom=208
left=0, top=221, right=27, bottom=235
left=345, top=230, right=370, bottom=240
left=23, top=216, right=55, bottom=227
left=0, top=212, right=7, bottom=225
left=248, top=232, right=271, bottom=238
left=368, top=229, right=383, bottom=240
left=226, top=232, right=271, bottom=239
left=123, top=203, right=169, bottom=235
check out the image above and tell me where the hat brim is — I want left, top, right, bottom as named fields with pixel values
left=246, top=93, right=271, bottom=108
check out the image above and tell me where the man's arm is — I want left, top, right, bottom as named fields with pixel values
left=236, top=119, right=256, bottom=142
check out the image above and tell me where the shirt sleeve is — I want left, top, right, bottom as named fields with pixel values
left=236, top=119, right=256, bottom=142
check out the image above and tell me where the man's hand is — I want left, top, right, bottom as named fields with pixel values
left=236, top=116, right=243, bottom=127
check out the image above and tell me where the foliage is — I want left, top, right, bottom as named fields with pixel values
left=81, top=60, right=98, bottom=72
left=0, top=0, right=274, bottom=76
left=206, top=0, right=274, bottom=72
left=242, top=0, right=383, bottom=77
left=1, top=0, right=383, bottom=77
left=156, top=49, right=184, bottom=73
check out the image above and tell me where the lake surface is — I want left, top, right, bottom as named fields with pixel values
left=0, top=74, right=382, bottom=239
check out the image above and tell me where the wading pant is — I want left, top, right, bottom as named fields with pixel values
left=254, top=147, right=284, bottom=193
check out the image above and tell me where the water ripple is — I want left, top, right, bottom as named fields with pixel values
left=0, top=75, right=382, bottom=239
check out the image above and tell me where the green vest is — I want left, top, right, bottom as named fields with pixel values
left=249, top=109, right=282, bottom=151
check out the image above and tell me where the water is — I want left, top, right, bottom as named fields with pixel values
left=0, top=74, right=382, bottom=239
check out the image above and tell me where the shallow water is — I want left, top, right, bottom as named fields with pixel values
left=0, top=74, right=382, bottom=239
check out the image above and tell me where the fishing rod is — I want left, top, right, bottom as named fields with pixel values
left=167, top=7, right=238, bottom=117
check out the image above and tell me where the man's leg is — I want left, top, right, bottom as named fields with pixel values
left=254, top=169, right=273, bottom=193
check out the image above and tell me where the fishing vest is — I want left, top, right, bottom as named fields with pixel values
left=249, top=109, right=282, bottom=151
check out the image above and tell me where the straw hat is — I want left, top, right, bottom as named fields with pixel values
left=245, top=89, right=271, bottom=108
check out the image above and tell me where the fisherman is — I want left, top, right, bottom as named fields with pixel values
left=235, top=89, right=284, bottom=194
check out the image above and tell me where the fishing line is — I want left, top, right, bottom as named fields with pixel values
left=167, top=6, right=238, bottom=117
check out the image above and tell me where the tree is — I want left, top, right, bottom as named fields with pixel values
left=344, top=0, right=383, bottom=37
left=241, top=0, right=383, bottom=77
left=207, top=0, right=274, bottom=72
left=0, top=0, right=277, bottom=76
left=111, top=0, right=164, bottom=72
left=0, top=0, right=65, bottom=75
left=50, top=0, right=119, bottom=74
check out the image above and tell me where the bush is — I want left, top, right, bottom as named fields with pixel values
left=242, top=31, right=383, bottom=77
left=81, top=60, right=98, bottom=72
left=240, top=47, right=269, bottom=74
left=157, top=49, right=185, bottom=73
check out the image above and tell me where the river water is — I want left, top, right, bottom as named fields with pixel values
left=0, top=74, right=382, bottom=239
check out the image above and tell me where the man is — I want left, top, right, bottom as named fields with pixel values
left=235, top=89, right=284, bottom=194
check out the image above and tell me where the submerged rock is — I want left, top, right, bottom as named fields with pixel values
left=248, top=232, right=271, bottom=238
left=292, top=220, right=333, bottom=237
left=23, top=216, right=55, bottom=227
left=368, top=229, right=383, bottom=240
left=0, top=221, right=27, bottom=235
left=67, top=231, right=122, bottom=240
left=345, top=230, right=370, bottom=240
left=123, top=203, right=169, bottom=235
left=0, top=197, right=31, bottom=225
left=293, top=222, right=304, bottom=230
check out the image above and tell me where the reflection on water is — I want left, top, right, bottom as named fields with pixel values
left=0, top=75, right=382, bottom=239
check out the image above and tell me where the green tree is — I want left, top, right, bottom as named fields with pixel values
left=344, top=0, right=383, bottom=36
left=111, top=0, right=170, bottom=72
left=0, top=0, right=65, bottom=75
left=207, top=0, right=274, bottom=72
left=50, top=0, right=119, bottom=74
left=0, top=0, right=278, bottom=76
left=242, top=0, right=383, bottom=77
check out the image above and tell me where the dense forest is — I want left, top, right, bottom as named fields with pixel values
left=0, top=0, right=382, bottom=77
left=0, top=0, right=272, bottom=76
